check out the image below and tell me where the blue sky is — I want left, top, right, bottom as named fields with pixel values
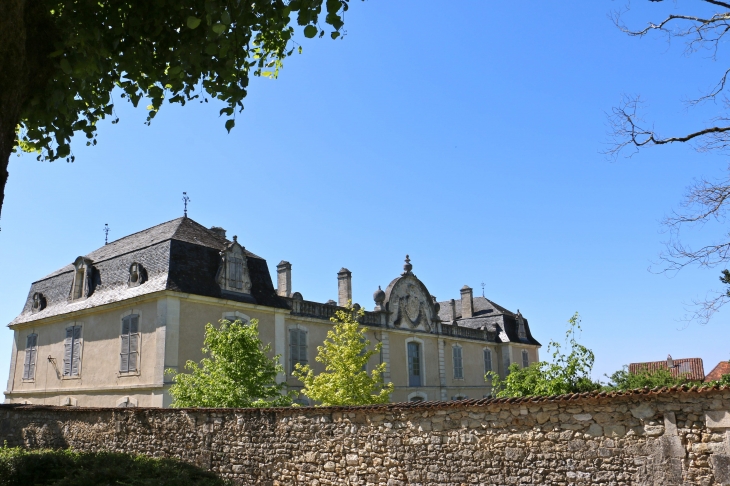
left=1, top=1, right=728, bottom=387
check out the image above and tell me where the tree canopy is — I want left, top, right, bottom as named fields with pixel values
left=0, top=0, right=352, bottom=221
left=486, top=313, right=601, bottom=398
left=166, top=318, right=293, bottom=408
left=293, top=304, right=394, bottom=406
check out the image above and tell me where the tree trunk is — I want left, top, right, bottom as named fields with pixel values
left=0, top=0, right=57, bottom=224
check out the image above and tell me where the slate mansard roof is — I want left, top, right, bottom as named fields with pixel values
left=10, top=217, right=288, bottom=326
left=437, top=296, right=541, bottom=346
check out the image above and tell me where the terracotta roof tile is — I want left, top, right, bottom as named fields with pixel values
left=629, top=357, right=705, bottom=381
left=705, top=361, right=730, bottom=382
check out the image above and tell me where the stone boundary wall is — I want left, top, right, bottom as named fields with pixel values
left=1, top=387, right=730, bottom=485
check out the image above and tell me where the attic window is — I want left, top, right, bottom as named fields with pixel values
left=70, top=257, right=93, bottom=301
left=216, top=236, right=252, bottom=294
left=128, top=262, right=146, bottom=288
left=31, top=293, right=46, bottom=313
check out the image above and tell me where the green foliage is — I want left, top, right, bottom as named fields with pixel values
left=603, top=365, right=699, bottom=391
left=486, top=312, right=601, bottom=398
left=293, top=303, right=394, bottom=406
left=166, top=319, right=293, bottom=408
left=0, top=446, right=229, bottom=486
left=14, top=0, right=352, bottom=162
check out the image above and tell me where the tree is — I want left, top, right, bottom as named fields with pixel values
left=604, top=365, right=700, bottom=391
left=0, top=0, right=352, bottom=221
left=607, top=1, right=730, bottom=322
left=166, top=318, right=293, bottom=408
left=293, top=304, right=394, bottom=406
left=486, top=313, right=601, bottom=398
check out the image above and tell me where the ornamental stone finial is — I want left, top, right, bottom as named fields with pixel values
left=403, top=255, right=412, bottom=274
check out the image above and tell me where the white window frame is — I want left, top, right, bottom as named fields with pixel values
left=120, top=313, right=141, bottom=375
left=452, top=344, right=464, bottom=380
left=63, top=323, right=83, bottom=379
left=483, top=347, right=493, bottom=374
left=405, top=337, right=425, bottom=387
left=288, top=325, right=308, bottom=374
left=22, top=333, right=38, bottom=381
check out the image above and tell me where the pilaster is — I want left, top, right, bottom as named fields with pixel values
left=438, top=338, right=447, bottom=401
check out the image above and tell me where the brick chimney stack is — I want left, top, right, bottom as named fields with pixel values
left=460, top=285, right=473, bottom=319
left=276, top=261, right=292, bottom=297
left=338, top=268, right=352, bottom=307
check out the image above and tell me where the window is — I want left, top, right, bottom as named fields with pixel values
left=222, top=311, right=250, bottom=324
left=63, top=325, right=82, bottom=377
left=120, top=315, right=140, bottom=373
left=503, top=349, right=511, bottom=376
left=31, top=293, right=46, bottom=313
left=410, top=396, right=424, bottom=403
left=23, top=334, right=38, bottom=380
left=70, top=257, right=93, bottom=301
left=452, top=345, right=463, bottom=379
left=128, top=263, right=146, bottom=288
left=408, top=392, right=427, bottom=402
left=227, top=256, right=244, bottom=290
left=217, top=236, right=252, bottom=294
left=484, top=348, right=493, bottom=373
left=407, top=341, right=421, bottom=387
left=522, top=349, right=529, bottom=368
left=289, top=328, right=307, bottom=373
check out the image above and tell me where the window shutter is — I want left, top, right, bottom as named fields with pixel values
left=71, top=326, right=82, bottom=376
left=299, top=331, right=308, bottom=365
left=129, top=333, right=139, bottom=372
left=122, top=317, right=130, bottom=335
left=522, top=350, right=529, bottom=368
left=23, top=336, right=32, bottom=380
left=28, top=335, right=37, bottom=379
left=120, top=334, right=130, bottom=372
left=63, top=327, right=73, bottom=376
left=453, top=346, right=463, bottom=379
left=484, top=349, right=492, bottom=373
left=130, top=315, right=139, bottom=334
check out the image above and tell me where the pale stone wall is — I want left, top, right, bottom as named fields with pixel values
left=2, top=387, right=729, bottom=485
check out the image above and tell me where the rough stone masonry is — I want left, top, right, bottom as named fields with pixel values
left=1, top=386, right=730, bottom=485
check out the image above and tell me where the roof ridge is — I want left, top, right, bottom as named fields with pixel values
left=102, top=217, right=185, bottom=249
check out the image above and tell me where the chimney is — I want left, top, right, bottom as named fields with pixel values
left=460, top=285, right=473, bottom=319
left=209, top=226, right=226, bottom=239
left=276, top=261, right=292, bottom=297
left=449, top=299, right=456, bottom=322
left=338, top=268, right=352, bottom=307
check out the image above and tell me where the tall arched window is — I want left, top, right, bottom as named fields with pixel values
left=522, top=349, right=529, bottom=368
left=483, top=348, right=493, bottom=374
left=22, top=334, right=38, bottom=381
left=407, top=341, right=422, bottom=387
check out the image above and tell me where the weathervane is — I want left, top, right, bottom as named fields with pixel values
left=182, top=192, right=190, bottom=217
left=104, top=224, right=110, bottom=245
left=481, top=282, right=485, bottom=297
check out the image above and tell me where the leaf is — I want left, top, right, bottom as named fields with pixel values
left=298, top=46, right=303, bottom=54
left=225, top=119, right=235, bottom=133
left=59, top=59, right=72, bottom=74
left=221, top=11, right=231, bottom=25
left=303, top=25, right=317, bottom=38
left=187, top=16, right=202, bottom=29
left=212, top=23, right=225, bottom=34
left=331, top=31, right=340, bottom=40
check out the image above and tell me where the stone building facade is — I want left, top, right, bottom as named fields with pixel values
left=4, top=217, right=540, bottom=407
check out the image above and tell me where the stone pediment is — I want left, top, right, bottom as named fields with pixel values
left=383, top=257, right=437, bottom=332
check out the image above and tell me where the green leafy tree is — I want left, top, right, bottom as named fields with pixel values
left=293, top=303, right=394, bottom=406
left=486, top=312, right=601, bottom=398
left=0, top=0, right=352, bottom=220
left=166, top=319, right=293, bottom=408
left=604, top=365, right=699, bottom=391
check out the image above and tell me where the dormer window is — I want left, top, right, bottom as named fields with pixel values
left=216, top=236, right=252, bottom=294
left=128, top=262, right=146, bottom=288
left=31, top=292, right=46, bottom=313
left=70, top=257, right=93, bottom=301
left=516, top=311, right=527, bottom=339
